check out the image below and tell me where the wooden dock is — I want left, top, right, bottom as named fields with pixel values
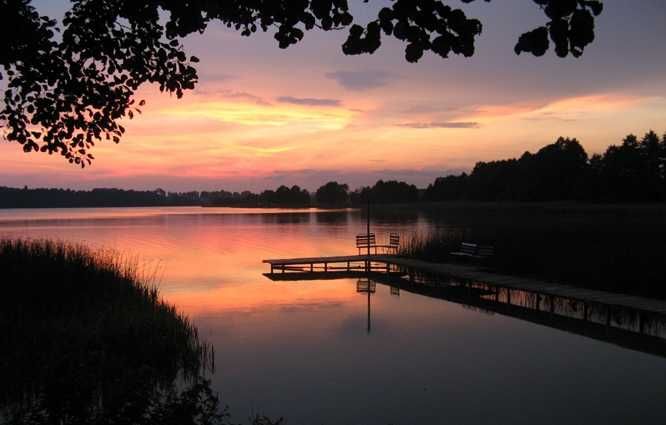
left=263, top=254, right=666, bottom=316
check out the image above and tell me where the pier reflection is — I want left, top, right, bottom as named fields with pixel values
left=356, top=278, right=376, bottom=333
left=265, top=271, right=666, bottom=358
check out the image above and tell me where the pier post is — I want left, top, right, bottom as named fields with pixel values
left=310, top=263, right=313, bottom=272
left=324, top=262, right=328, bottom=272
left=583, top=302, right=588, bottom=321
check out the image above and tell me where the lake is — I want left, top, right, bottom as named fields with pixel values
left=1, top=206, right=665, bottom=425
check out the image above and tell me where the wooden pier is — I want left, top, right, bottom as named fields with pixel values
left=263, top=254, right=666, bottom=317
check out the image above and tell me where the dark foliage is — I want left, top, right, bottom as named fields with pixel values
left=514, top=0, right=602, bottom=57
left=206, top=185, right=311, bottom=207
left=398, top=203, right=666, bottom=299
left=0, top=185, right=313, bottom=208
left=353, top=180, right=420, bottom=205
left=0, top=1, right=602, bottom=163
left=315, top=181, right=349, bottom=207
left=424, top=132, right=666, bottom=203
left=4, top=131, right=666, bottom=209
left=0, top=239, right=228, bottom=424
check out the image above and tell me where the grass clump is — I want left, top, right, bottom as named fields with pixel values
left=0, top=239, right=222, bottom=424
left=396, top=203, right=666, bottom=299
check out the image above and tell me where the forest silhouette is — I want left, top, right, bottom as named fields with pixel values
left=2, top=130, right=665, bottom=209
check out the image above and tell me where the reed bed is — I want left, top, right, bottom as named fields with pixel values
left=396, top=203, right=666, bottom=299
left=0, top=238, right=217, bottom=423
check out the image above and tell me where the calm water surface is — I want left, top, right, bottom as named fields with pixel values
left=1, top=206, right=665, bottom=424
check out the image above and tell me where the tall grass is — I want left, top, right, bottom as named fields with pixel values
left=396, top=202, right=666, bottom=299
left=0, top=239, right=219, bottom=424
left=399, top=229, right=466, bottom=262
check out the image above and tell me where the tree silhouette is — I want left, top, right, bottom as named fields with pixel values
left=316, top=181, right=349, bottom=206
left=424, top=132, right=666, bottom=203
left=360, top=180, right=420, bottom=204
left=0, top=0, right=603, bottom=165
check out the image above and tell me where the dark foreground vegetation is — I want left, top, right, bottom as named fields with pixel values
left=396, top=202, right=666, bottom=299
left=1, top=130, right=664, bottom=209
left=0, top=240, right=281, bottom=425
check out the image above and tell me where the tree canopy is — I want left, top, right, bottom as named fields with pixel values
left=316, top=181, right=350, bottom=206
left=424, top=132, right=666, bottom=202
left=0, top=0, right=603, bottom=165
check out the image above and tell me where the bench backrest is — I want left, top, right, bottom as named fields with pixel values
left=357, top=278, right=376, bottom=293
left=460, top=242, right=478, bottom=255
left=477, top=245, right=495, bottom=257
left=389, top=232, right=400, bottom=247
left=356, top=233, right=376, bottom=247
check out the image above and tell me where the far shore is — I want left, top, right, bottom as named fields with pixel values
left=2, top=200, right=666, bottom=211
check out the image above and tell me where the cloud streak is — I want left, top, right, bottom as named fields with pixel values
left=277, top=96, right=341, bottom=107
left=398, top=121, right=480, bottom=129
left=325, top=70, right=395, bottom=91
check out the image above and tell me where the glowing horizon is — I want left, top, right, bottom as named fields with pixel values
left=1, top=0, right=665, bottom=192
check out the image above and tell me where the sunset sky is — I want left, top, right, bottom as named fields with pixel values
left=2, top=0, right=666, bottom=191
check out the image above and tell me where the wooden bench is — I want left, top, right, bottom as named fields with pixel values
left=388, top=232, right=400, bottom=254
left=450, top=242, right=495, bottom=260
left=356, top=233, right=377, bottom=254
left=356, top=232, right=400, bottom=255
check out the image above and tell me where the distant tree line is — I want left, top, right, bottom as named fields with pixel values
left=424, top=131, right=666, bottom=202
left=0, top=186, right=312, bottom=209
left=1, top=130, right=665, bottom=208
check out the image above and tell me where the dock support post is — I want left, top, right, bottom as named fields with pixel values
left=270, top=264, right=274, bottom=274
left=536, top=293, right=540, bottom=311
left=324, top=262, right=328, bottom=272
left=507, top=289, right=511, bottom=305
left=310, top=263, right=313, bottom=272
left=583, top=302, right=588, bottom=321
left=347, top=261, right=350, bottom=271
left=281, top=264, right=285, bottom=273
left=386, top=263, right=390, bottom=273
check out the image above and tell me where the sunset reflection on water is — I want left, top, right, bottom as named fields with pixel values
left=2, top=207, right=665, bottom=425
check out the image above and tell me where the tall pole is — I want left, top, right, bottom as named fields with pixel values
left=367, top=289, right=371, bottom=334
left=366, top=191, right=371, bottom=272
left=366, top=191, right=370, bottom=256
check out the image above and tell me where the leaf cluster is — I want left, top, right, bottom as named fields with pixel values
left=0, top=0, right=603, bottom=165
left=514, top=0, right=603, bottom=57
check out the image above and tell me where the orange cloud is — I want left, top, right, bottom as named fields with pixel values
left=456, top=93, right=646, bottom=124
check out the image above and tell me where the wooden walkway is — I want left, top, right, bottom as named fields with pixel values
left=263, top=254, right=666, bottom=316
